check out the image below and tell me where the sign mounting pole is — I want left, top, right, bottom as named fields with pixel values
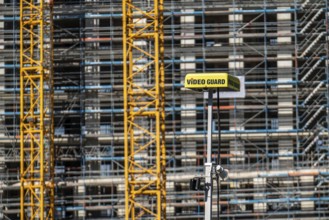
left=184, top=73, right=243, bottom=219
left=205, top=89, right=213, bottom=220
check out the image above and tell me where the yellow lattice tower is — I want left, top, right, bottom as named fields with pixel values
left=123, top=0, right=166, bottom=219
left=20, top=0, right=54, bottom=219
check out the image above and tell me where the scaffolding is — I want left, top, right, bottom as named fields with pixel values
left=0, top=0, right=329, bottom=219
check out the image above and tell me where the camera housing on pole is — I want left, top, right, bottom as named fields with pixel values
left=184, top=73, right=241, bottom=219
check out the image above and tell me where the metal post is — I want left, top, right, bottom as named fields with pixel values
left=205, top=89, right=213, bottom=220
left=184, top=73, right=240, bottom=219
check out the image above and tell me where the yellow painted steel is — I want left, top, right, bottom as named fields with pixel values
left=20, top=0, right=54, bottom=219
left=123, top=0, right=166, bottom=219
left=184, top=73, right=241, bottom=91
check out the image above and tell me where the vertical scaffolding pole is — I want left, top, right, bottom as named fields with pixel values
left=20, top=0, right=54, bottom=219
left=123, top=0, right=166, bottom=219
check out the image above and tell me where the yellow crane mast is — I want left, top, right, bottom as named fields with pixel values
left=20, top=0, right=54, bottom=219
left=123, top=0, right=166, bottom=219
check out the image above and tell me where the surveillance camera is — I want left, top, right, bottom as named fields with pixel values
left=215, top=165, right=229, bottom=181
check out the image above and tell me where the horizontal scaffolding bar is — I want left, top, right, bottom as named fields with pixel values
left=1, top=8, right=299, bottom=21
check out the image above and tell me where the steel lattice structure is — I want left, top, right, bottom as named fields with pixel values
left=19, top=0, right=54, bottom=219
left=123, top=0, right=166, bottom=219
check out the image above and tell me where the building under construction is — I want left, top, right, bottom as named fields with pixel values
left=1, top=0, right=329, bottom=219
